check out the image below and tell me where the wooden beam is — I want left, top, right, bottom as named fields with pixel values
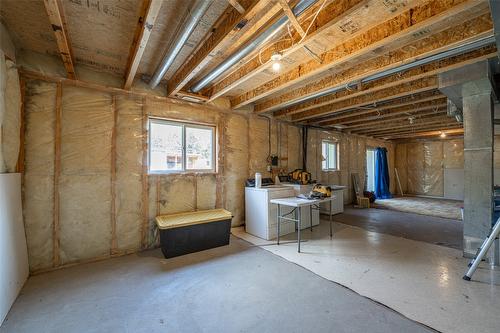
left=236, top=0, right=490, bottom=110
left=383, top=128, right=464, bottom=139
left=342, top=107, right=447, bottom=130
left=350, top=112, right=450, bottom=134
left=110, top=95, right=117, bottom=254
left=291, top=76, right=438, bottom=122
left=205, top=0, right=371, bottom=101
left=141, top=97, right=149, bottom=249
left=313, top=93, right=445, bottom=125
left=228, top=0, right=245, bottom=14
left=124, top=0, right=163, bottom=90
left=364, top=120, right=461, bottom=136
left=373, top=124, right=463, bottom=138
left=320, top=98, right=447, bottom=127
left=166, top=0, right=270, bottom=96
left=278, top=0, right=306, bottom=37
left=16, top=78, right=26, bottom=174
left=273, top=41, right=496, bottom=117
left=43, top=0, right=76, bottom=79
left=53, top=83, right=62, bottom=267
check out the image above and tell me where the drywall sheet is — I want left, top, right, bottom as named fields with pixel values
left=115, top=96, right=143, bottom=251
left=0, top=174, right=29, bottom=326
left=224, top=113, right=248, bottom=225
left=2, top=59, right=21, bottom=172
left=23, top=80, right=56, bottom=271
left=59, top=86, right=113, bottom=264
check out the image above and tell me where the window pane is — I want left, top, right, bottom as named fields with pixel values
left=328, top=143, right=336, bottom=169
left=150, top=122, right=183, bottom=171
left=186, top=126, right=213, bottom=170
left=322, top=142, right=327, bottom=170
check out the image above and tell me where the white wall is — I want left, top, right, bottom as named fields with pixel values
left=0, top=173, right=29, bottom=325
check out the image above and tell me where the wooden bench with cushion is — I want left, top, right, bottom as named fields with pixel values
left=155, top=209, right=233, bottom=258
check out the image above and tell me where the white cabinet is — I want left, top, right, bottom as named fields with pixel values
left=320, top=189, right=345, bottom=215
left=245, top=187, right=297, bottom=240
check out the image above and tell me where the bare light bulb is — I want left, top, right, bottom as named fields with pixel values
left=272, top=61, right=281, bottom=72
left=440, top=132, right=447, bottom=138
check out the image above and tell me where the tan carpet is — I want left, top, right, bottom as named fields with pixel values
left=374, top=196, right=463, bottom=220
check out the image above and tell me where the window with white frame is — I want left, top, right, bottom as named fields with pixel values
left=321, top=140, right=339, bottom=171
left=149, top=118, right=216, bottom=173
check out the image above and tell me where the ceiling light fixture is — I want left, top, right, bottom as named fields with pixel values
left=271, top=52, right=282, bottom=72
left=440, top=132, right=447, bottom=138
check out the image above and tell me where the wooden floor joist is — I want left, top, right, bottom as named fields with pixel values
left=321, top=100, right=447, bottom=127
left=385, top=128, right=464, bottom=140
left=43, top=0, right=76, bottom=79
left=291, top=76, right=439, bottom=122
left=351, top=113, right=452, bottom=135
left=204, top=0, right=370, bottom=101
left=369, top=122, right=463, bottom=137
left=373, top=124, right=464, bottom=139
left=344, top=104, right=446, bottom=131
left=233, top=0, right=490, bottom=110
left=123, top=0, right=163, bottom=90
left=273, top=40, right=496, bottom=118
left=313, top=92, right=445, bottom=125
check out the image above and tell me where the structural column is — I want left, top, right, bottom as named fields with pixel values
left=439, top=60, right=495, bottom=258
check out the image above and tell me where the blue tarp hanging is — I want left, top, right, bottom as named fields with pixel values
left=374, top=147, right=392, bottom=199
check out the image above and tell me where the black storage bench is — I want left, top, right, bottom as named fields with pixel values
left=155, top=209, right=233, bottom=258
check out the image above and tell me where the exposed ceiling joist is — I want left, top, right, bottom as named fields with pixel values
left=291, top=76, right=438, bottom=122
left=383, top=128, right=464, bottom=140
left=313, top=93, right=445, bottom=125
left=228, top=0, right=245, bottom=14
left=123, top=0, right=163, bottom=90
left=368, top=121, right=461, bottom=136
left=274, top=45, right=496, bottom=118
left=278, top=0, right=306, bottom=37
left=234, top=0, right=489, bottom=110
left=166, top=0, right=270, bottom=97
left=342, top=107, right=448, bottom=130
left=204, top=0, right=370, bottom=101
left=349, top=111, right=450, bottom=133
left=43, top=0, right=76, bottom=79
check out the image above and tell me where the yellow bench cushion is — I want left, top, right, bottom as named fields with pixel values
left=155, top=209, right=232, bottom=230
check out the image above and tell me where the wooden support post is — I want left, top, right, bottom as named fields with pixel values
left=53, top=82, right=62, bottom=267
left=110, top=95, right=117, bottom=254
left=141, top=97, right=149, bottom=249
left=16, top=78, right=26, bottom=174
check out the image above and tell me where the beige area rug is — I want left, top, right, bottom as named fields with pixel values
left=374, top=196, right=463, bottom=220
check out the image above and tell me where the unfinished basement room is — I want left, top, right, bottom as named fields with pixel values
left=1, top=0, right=500, bottom=332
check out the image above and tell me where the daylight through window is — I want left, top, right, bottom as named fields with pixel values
left=321, top=140, right=339, bottom=171
left=149, top=118, right=215, bottom=173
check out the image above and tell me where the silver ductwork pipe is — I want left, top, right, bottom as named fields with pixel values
left=268, top=35, right=496, bottom=112
left=190, top=0, right=318, bottom=93
left=149, top=0, right=214, bottom=89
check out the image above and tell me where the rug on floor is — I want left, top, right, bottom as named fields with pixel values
left=373, top=196, right=462, bottom=220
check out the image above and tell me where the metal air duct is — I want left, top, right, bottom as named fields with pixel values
left=190, top=0, right=318, bottom=93
left=149, top=0, right=214, bottom=89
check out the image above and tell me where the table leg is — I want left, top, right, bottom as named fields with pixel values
left=277, top=204, right=280, bottom=245
left=310, top=205, right=313, bottom=232
left=330, top=200, right=333, bottom=238
left=298, top=206, right=301, bottom=253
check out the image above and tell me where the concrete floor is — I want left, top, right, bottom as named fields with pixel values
left=233, top=220, right=500, bottom=333
left=334, top=206, right=463, bottom=249
left=0, top=236, right=433, bottom=333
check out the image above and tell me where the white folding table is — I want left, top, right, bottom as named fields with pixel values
left=270, top=196, right=335, bottom=252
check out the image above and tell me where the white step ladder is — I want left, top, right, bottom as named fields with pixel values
left=463, top=217, right=500, bottom=281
